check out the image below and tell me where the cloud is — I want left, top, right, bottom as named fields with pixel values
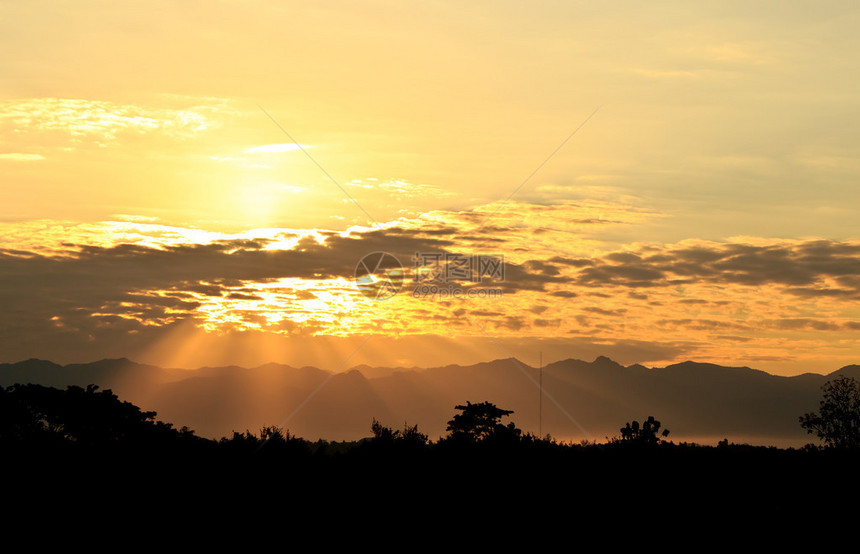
left=0, top=153, right=45, bottom=161
left=549, top=291, right=578, bottom=298
left=1, top=211, right=858, bottom=373
left=0, top=222, right=464, bottom=346
left=0, top=98, right=222, bottom=149
left=583, top=307, right=627, bottom=317
left=571, top=239, right=860, bottom=296
left=786, top=319, right=839, bottom=331
left=344, top=178, right=455, bottom=200
left=245, top=144, right=308, bottom=153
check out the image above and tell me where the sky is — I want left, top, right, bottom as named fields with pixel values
left=1, top=1, right=859, bottom=375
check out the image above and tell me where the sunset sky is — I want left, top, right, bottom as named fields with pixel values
left=2, top=1, right=859, bottom=375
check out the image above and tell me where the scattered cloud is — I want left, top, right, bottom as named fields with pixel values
left=0, top=98, right=223, bottom=148
left=244, top=144, right=308, bottom=153
left=345, top=178, right=455, bottom=200
left=0, top=153, right=45, bottom=161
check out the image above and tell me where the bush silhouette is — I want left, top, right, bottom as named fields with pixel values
left=618, top=416, right=670, bottom=444
left=370, top=419, right=428, bottom=446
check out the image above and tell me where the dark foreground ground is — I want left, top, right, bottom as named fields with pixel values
left=3, top=383, right=857, bottom=534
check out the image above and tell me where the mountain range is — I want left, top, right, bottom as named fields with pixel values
left=3, top=356, right=858, bottom=447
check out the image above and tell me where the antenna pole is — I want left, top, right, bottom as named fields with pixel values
left=539, top=351, right=543, bottom=438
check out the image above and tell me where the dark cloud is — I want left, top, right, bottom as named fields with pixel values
left=549, top=291, right=578, bottom=298
left=656, top=319, right=750, bottom=331
left=522, top=260, right=562, bottom=276
left=456, top=235, right=508, bottom=243
left=491, top=262, right=569, bottom=293
left=470, top=310, right=505, bottom=317
left=605, top=252, right=643, bottom=264
left=0, top=225, right=459, bottom=356
left=533, top=318, right=562, bottom=327
left=387, top=226, right=459, bottom=237
left=583, top=307, right=627, bottom=317
left=771, top=318, right=841, bottom=331
left=497, top=316, right=527, bottom=331
left=571, top=240, right=860, bottom=295
left=226, top=292, right=264, bottom=301
left=2, top=222, right=858, bottom=367
left=0, top=218, right=593, bottom=361
left=124, top=294, right=201, bottom=310
left=186, top=284, right=225, bottom=296
left=295, top=290, right=317, bottom=300
left=783, top=287, right=858, bottom=298
left=548, top=256, right=594, bottom=268
left=0, top=248, right=37, bottom=258
left=576, top=264, right=665, bottom=287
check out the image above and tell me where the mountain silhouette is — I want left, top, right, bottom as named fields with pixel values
left=1, top=355, right=852, bottom=446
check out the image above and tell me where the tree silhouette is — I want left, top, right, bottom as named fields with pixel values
left=619, top=416, right=670, bottom=444
left=370, top=419, right=428, bottom=446
left=799, top=376, right=860, bottom=450
left=0, top=383, right=196, bottom=449
left=445, top=401, right=521, bottom=442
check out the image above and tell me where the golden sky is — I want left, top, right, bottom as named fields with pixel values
left=1, top=1, right=859, bottom=374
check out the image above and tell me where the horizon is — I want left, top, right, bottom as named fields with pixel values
left=3, top=353, right=857, bottom=378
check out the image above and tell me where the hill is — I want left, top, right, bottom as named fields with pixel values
left=1, top=355, right=853, bottom=446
